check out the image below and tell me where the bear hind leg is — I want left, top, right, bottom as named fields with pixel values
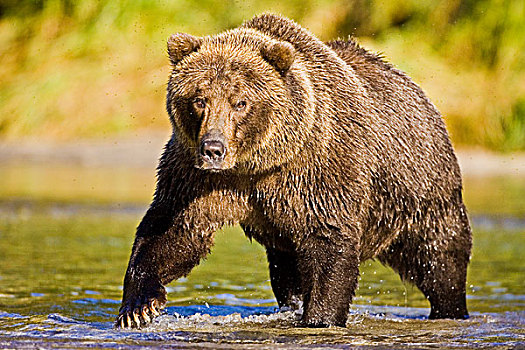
left=241, top=224, right=303, bottom=310
left=379, top=223, right=471, bottom=319
left=266, top=248, right=303, bottom=310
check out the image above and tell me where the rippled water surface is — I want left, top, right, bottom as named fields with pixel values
left=0, top=168, right=523, bottom=349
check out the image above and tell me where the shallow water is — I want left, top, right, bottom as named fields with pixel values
left=0, top=167, right=524, bottom=349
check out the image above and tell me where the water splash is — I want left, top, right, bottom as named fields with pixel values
left=1, top=304, right=523, bottom=349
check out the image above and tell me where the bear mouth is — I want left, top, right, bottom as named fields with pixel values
left=198, top=162, right=226, bottom=172
left=196, top=154, right=235, bottom=172
left=196, top=155, right=239, bottom=172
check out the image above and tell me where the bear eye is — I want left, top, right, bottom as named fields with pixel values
left=193, top=97, right=206, bottom=109
left=234, top=100, right=247, bottom=111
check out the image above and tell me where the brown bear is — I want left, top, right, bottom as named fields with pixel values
left=116, top=13, right=472, bottom=328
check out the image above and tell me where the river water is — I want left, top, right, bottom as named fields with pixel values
left=0, top=165, right=523, bottom=349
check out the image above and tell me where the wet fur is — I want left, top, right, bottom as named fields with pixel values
left=118, top=13, right=471, bottom=328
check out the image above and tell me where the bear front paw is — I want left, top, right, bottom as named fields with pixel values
left=115, top=297, right=164, bottom=329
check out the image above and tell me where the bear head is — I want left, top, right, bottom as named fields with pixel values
left=166, top=29, right=315, bottom=173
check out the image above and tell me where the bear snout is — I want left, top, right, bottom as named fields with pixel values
left=200, top=130, right=227, bottom=170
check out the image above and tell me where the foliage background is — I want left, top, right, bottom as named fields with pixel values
left=1, top=0, right=524, bottom=150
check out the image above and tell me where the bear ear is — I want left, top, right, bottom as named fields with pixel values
left=167, top=33, right=202, bottom=65
left=260, top=41, right=295, bottom=75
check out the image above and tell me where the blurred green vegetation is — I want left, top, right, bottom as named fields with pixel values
left=0, top=0, right=524, bottom=150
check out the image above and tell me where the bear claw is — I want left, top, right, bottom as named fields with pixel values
left=115, top=298, right=163, bottom=329
left=141, top=306, right=151, bottom=323
left=149, top=299, right=161, bottom=316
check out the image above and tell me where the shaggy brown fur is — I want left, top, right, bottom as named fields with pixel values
left=116, top=13, right=471, bottom=329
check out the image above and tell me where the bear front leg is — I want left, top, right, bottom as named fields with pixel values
left=267, top=248, right=303, bottom=310
left=117, top=235, right=167, bottom=329
left=297, top=235, right=359, bottom=327
left=116, top=207, right=216, bottom=329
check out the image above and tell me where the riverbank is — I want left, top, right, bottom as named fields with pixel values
left=0, top=133, right=524, bottom=178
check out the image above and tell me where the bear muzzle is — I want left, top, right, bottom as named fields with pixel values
left=199, top=130, right=227, bottom=171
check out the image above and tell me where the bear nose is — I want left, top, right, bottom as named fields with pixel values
left=201, top=139, right=225, bottom=162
